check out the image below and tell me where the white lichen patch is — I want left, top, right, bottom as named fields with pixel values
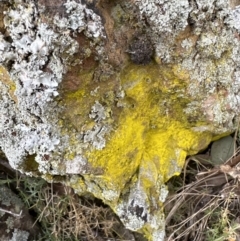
left=89, top=101, right=107, bottom=121
left=10, top=229, right=29, bottom=241
left=82, top=101, right=112, bottom=150
left=0, top=0, right=106, bottom=172
left=134, top=0, right=240, bottom=133
left=65, top=155, right=88, bottom=174
left=116, top=193, right=166, bottom=241
left=181, top=38, right=194, bottom=50
left=134, top=0, right=238, bottom=132
left=135, top=0, right=190, bottom=62
left=116, top=203, right=146, bottom=231
left=102, top=189, right=119, bottom=202
left=136, top=0, right=189, bottom=33
left=180, top=1, right=240, bottom=131
left=55, top=0, right=106, bottom=40
left=159, top=184, right=169, bottom=203
left=152, top=230, right=165, bottom=241
left=231, top=5, right=240, bottom=31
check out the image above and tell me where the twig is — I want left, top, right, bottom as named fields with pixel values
left=0, top=207, right=22, bottom=217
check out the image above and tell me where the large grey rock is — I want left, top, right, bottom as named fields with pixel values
left=0, top=0, right=240, bottom=240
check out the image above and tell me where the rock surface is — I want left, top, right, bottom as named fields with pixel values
left=211, top=136, right=235, bottom=165
left=0, top=0, right=240, bottom=240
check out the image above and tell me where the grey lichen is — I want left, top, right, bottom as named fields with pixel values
left=134, top=0, right=240, bottom=132
left=82, top=101, right=111, bottom=150
left=65, top=0, right=105, bottom=39
left=0, top=0, right=106, bottom=172
left=135, top=0, right=190, bottom=62
left=89, top=101, right=107, bottom=122
left=6, top=216, right=14, bottom=233
left=116, top=179, right=166, bottom=240
left=180, top=0, right=240, bottom=131
left=136, top=0, right=189, bottom=33
left=9, top=229, right=29, bottom=241
left=0, top=0, right=72, bottom=171
left=0, top=185, right=24, bottom=211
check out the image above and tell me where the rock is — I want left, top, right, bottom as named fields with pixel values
left=0, top=0, right=240, bottom=240
left=211, top=136, right=235, bottom=166
left=0, top=185, right=41, bottom=240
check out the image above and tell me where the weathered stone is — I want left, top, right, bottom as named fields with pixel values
left=211, top=136, right=235, bottom=165
left=0, top=0, right=240, bottom=240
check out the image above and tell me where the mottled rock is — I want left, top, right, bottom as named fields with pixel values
left=0, top=0, right=240, bottom=240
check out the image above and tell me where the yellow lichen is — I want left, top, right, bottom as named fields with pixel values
left=85, top=63, right=213, bottom=194
left=61, top=62, right=223, bottom=240
left=60, top=68, right=119, bottom=131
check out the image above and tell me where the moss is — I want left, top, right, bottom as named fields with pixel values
left=60, top=70, right=95, bottom=131
left=60, top=67, right=120, bottom=131
left=22, top=154, right=39, bottom=173
left=111, top=4, right=130, bottom=27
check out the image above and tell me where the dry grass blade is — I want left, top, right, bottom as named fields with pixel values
left=165, top=138, right=240, bottom=241
left=14, top=177, right=136, bottom=241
